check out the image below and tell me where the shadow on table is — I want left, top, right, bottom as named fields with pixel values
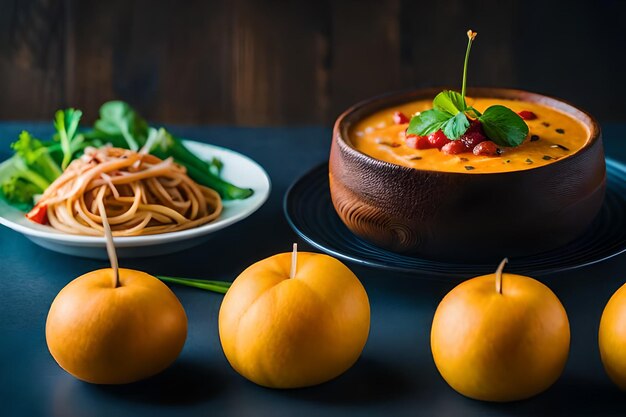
left=274, top=357, right=417, bottom=406
left=461, top=375, right=626, bottom=415
left=91, top=359, right=225, bottom=405
left=50, top=359, right=225, bottom=417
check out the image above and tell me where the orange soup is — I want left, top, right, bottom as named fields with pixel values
left=350, top=98, right=590, bottom=173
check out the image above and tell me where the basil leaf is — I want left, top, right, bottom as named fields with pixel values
left=430, top=91, right=470, bottom=139
left=406, top=109, right=451, bottom=136
left=479, top=105, right=529, bottom=147
left=442, top=112, right=470, bottom=140
left=433, top=90, right=467, bottom=115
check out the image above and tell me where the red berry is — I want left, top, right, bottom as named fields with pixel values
left=405, top=135, right=430, bottom=149
left=473, top=141, right=499, bottom=156
left=518, top=110, right=537, bottom=120
left=441, top=140, right=469, bottom=155
left=460, top=121, right=487, bottom=149
left=393, top=111, right=410, bottom=124
left=427, top=130, right=451, bottom=149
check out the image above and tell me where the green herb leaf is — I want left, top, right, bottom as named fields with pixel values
left=433, top=91, right=466, bottom=115
left=94, top=101, right=149, bottom=151
left=0, top=130, right=63, bottom=208
left=405, top=30, right=528, bottom=149
left=406, top=109, right=451, bottom=136
left=12, top=131, right=62, bottom=181
left=1, top=177, right=41, bottom=206
left=478, top=105, right=529, bottom=147
left=54, top=109, right=83, bottom=169
left=442, top=112, right=470, bottom=140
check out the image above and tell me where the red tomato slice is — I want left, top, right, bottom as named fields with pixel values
left=26, top=204, right=48, bottom=225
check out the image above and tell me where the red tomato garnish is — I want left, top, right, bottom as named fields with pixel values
left=393, top=111, right=410, bottom=125
left=427, top=130, right=451, bottom=149
left=518, top=110, right=537, bottom=120
left=473, top=141, right=499, bottom=156
left=441, top=141, right=469, bottom=155
left=405, top=135, right=430, bottom=149
left=460, top=120, right=487, bottom=149
left=26, top=203, right=48, bottom=225
left=405, top=135, right=432, bottom=149
left=415, top=136, right=431, bottom=149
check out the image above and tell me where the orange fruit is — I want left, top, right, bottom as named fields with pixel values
left=46, top=268, right=187, bottom=384
left=431, top=262, right=570, bottom=401
left=599, top=282, right=626, bottom=389
left=219, top=252, right=370, bottom=388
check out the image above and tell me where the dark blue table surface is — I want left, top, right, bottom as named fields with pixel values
left=1, top=122, right=626, bottom=417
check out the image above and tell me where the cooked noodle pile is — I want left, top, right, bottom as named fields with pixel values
left=35, top=146, right=222, bottom=236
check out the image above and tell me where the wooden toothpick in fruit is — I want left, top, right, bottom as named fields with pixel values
left=290, top=243, right=298, bottom=279
left=97, top=199, right=119, bottom=288
left=430, top=258, right=570, bottom=402
left=495, top=257, right=508, bottom=295
left=219, top=248, right=370, bottom=388
left=46, top=203, right=188, bottom=384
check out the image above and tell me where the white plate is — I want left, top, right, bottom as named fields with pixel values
left=0, top=140, right=271, bottom=259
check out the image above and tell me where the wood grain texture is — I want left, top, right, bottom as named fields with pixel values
left=0, top=0, right=68, bottom=118
left=0, top=0, right=624, bottom=125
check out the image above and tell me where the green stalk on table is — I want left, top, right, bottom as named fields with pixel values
left=157, top=276, right=232, bottom=294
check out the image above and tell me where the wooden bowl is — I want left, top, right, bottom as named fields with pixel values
left=329, top=88, right=606, bottom=261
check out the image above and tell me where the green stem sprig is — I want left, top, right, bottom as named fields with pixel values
left=461, top=30, right=477, bottom=100
left=405, top=29, right=529, bottom=147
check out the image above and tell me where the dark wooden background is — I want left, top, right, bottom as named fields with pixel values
left=0, top=0, right=624, bottom=125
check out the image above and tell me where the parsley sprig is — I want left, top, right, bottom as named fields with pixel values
left=406, top=30, right=529, bottom=147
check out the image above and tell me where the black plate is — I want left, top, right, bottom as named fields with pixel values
left=284, top=159, right=626, bottom=277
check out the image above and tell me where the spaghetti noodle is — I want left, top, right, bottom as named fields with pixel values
left=29, top=146, right=222, bottom=236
